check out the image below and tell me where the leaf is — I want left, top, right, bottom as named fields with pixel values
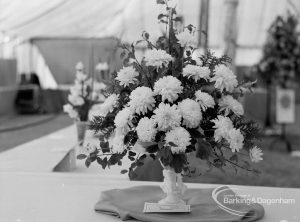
left=186, top=50, right=191, bottom=57
left=158, top=14, right=167, bottom=20
left=185, top=144, right=196, bottom=153
left=85, top=158, right=91, bottom=168
left=123, top=57, right=130, bottom=66
left=169, top=154, right=187, bottom=173
left=137, top=161, right=144, bottom=167
left=168, top=141, right=178, bottom=147
left=186, top=24, right=194, bottom=32
left=130, top=162, right=137, bottom=168
left=135, top=40, right=143, bottom=45
left=229, top=153, right=238, bottom=163
left=109, top=154, right=119, bottom=165
left=189, top=128, right=202, bottom=138
left=139, top=154, right=147, bottom=160
left=156, top=0, right=165, bottom=4
left=158, top=141, right=164, bottom=149
left=128, top=156, right=135, bottom=161
left=89, top=154, right=97, bottom=162
left=159, top=19, right=168, bottom=24
left=213, top=158, right=224, bottom=168
left=99, top=135, right=105, bottom=141
left=120, top=51, right=126, bottom=59
left=146, top=144, right=159, bottom=153
left=100, top=141, right=110, bottom=153
left=77, top=154, right=87, bottom=160
left=120, top=169, right=128, bottom=174
left=173, top=17, right=182, bottom=22
left=128, top=52, right=135, bottom=58
left=100, top=141, right=109, bottom=148
left=129, top=151, right=136, bottom=156
left=158, top=147, right=173, bottom=166
left=150, top=154, right=156, bottom=160
left=252, top=169, right=261, bottom=175
left=97, top=157, right=108, bottom=169
left=195, top=139, right=212, bottom=159
left=97, top=157, right=103, bottom=165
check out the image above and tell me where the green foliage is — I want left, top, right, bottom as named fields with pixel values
left=256, top=14, right=300, bottom=87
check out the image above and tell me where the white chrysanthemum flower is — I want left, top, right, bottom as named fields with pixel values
left=111, top=135, right=126, bottom=153
left=195, top=90, right=215, bottom=111
left=75, top=72, right=88, bottom=82
left=114, top=107, right=133, bottom=133
left=95, top=62, right=109, bottom=71
left=153, top=76, right=183, bottom=103
left=210, top=65, right=238, bottom=92
left=116, top=66, right=139, bottom=87
left=95, top=94, right=119, bottom=116
left=153, top=103, right=182, bottom=132
left=249, top=146, right=263, bottom=163
left=176, top=30, right=197, bottom=48
left=227, top=128, right=244, bottom=152
left=63, top=104, right=78, bottom=119
left=144, top=49, right=173, bottom=68
left=136, top=117, right=157, bottom=142
left=165, top=127, right=191, bottom=154
left=128, top=87, right=156, bottom=115
left=182, top=65, right=210, bottom=81
left=76, top=61, right=84, bottom=71
left=219, top=95, right=244, bottom=116
left=211, top=115, right=234, bottom=142
left=93, top=81, right=106, bottom=91
left=68, top=94, right=84, bottom=106
left=70, top=83, right=83, bottom=96
left=178, top=99, right=202, bottom=128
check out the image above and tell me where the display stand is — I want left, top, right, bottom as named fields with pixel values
left=269, top=88, right=295, bottom=152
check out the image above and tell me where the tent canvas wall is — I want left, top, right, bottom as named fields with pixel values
left=32, top=37, right=122, bottom=85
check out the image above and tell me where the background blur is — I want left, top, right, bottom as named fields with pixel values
left=1, top=0, right=300, bottom=187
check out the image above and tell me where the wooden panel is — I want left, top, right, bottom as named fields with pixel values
left=0, top=59, right=17, bottom=86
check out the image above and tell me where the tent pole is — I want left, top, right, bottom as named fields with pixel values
left=223, top=0, right=239, bottom=71
left=199, top=0, right=209, bottom=50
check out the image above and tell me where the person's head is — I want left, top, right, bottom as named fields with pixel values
left=20, top=73, right=27, bottom=84
left=29, top=72, right=40, bottom=86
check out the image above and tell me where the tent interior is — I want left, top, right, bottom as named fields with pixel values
left=0, top=0, right=300, bottom=114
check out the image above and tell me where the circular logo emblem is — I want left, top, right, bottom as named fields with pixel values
left=280, top=94, right=291, bottom=109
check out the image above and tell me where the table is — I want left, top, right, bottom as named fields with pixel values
left=0, top=172, right=299, bottom=222
left=1, top=125, right=299, bottom=222
left=0, top=126, right=76, bottom=172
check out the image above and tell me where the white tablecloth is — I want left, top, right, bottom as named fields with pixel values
left=0, top=172, right=299, bottom=222
left=0, top=126, right=76, bottom=172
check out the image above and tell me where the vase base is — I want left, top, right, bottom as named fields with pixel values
left=158, top=196, right=186, bottom=205
left=143, top=202, right=190, bottom=213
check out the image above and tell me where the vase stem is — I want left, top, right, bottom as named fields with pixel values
left=158, top=168, right=187, bottom=205
left=76, top=121, right=87, bottom=145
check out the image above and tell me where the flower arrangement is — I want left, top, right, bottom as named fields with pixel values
left=79, top=0, right=263, bottom=178
left=256, top=14, right=300, bottom=88
left=64, top=62, right=105, bottom=121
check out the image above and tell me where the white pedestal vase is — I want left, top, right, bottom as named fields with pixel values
left=158, top=165, right=187, bottom=205
left=75, top=121, right=88, bottom=146
left=143, top=162, right=190, bottom=213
